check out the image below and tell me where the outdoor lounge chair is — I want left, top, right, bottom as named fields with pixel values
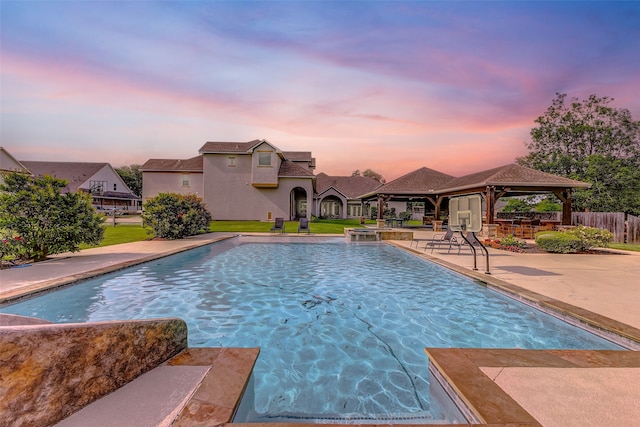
left=425, top=228, right=463, bottom=254
left=271, top=217, right=285, bottom=234
left=297, top=217, right=310, bottom=234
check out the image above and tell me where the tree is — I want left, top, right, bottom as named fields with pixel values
left=142, top=193, right=212, bottom=239
left=501, top=197, right=533, bottom=213
left=115, top=164, right=142, bottom=197
left=518, top=93, right=640, bottom=214
left=534, top=198, right=562, bottom=212
left=0, top=172, right=105, bottom=262
left=352, top=168, right=385, bottom=183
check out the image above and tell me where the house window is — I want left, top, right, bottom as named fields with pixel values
left=181, top=174, right=190, bottom=187
left=258, top=152, right=271, bottom=166
left=228, top=156, right=236, bottom=167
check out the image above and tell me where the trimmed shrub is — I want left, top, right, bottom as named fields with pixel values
left=566, top=225, right=613, bottom=250
left=535, top=226, right=613, bottom=253
left=142, top=193, right=212, bottom=239
left=535, top=231, right=582, bottom=253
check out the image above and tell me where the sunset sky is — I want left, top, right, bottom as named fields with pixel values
left=2, top=1, right=639, bottom=180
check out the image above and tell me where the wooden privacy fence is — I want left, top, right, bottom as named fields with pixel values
left=628, top=214, right=640, bottom=244
left=572, top=212, right=639, bottom=244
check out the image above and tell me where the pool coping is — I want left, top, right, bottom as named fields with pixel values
left=423, top=348, right=640, bottom=426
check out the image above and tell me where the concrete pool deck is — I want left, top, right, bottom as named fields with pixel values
left=1, top=230, right=640, bottom=426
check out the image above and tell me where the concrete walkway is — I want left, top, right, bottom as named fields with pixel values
left=2, top=231, right=639, bottom=426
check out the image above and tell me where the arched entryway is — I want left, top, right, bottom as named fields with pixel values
left=291, top=187, right=308, bottom=219
left=320, top=195, right=342, bottom=219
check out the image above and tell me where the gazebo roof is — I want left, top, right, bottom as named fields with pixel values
left=441, top=164, right=591, bottom=194
left=359, top=164, right=590, bottom=199
left=359, top=167, right=454, bottom=199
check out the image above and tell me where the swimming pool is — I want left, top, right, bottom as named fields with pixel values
left=4, top=237, right=622, bottom=423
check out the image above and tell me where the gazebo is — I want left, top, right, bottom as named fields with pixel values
left=358, top=164, right=591, bottom=226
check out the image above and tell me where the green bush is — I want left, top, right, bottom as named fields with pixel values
left=142, top=193, right=212, bottom=239
left=566, top=225, right=613, bottom=250
left=535, top=231, right=583, bottom=253
left=0, top=172, right=104, bottom=262
left=535, top=226, right=613, bottom=253
left=499, top=235, right=526, bottom=251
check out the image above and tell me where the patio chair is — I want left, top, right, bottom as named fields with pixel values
left=425, top=228, right=463, bottom=254
left=410, top=237, right=430, bottom=249
left=270, top=217, right=285, bottom=234
left=297, top=217, right=310, bottom=234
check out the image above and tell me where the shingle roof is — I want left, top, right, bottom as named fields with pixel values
left=359, top=164, right=590, bottom=198
left=316, top=173, right=382, bottom=199
left=20, top=161, right=108, bottom=192
left=441, top=164, right=591, bottom=192
left=79, top=189, right=139, bottom=200
left=140, top=156, right=203, bottom=172
left=199, top=139, right=265, bottom=154
left=278, top=160, right=315, bottom=178
left=283, top=151, right=312, bottom=161
left=361, top=167, right=455, bottom=197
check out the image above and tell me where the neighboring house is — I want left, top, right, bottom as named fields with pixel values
left=19, top=161, right=140, bottom=211
left=314, top=173, right=382, bottom=219
left=141, top=139, right=316, bottom=220
left=0, top=147, right=31, bottom=187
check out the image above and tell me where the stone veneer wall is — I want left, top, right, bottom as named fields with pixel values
left=0, top=316, right=188, bottom=427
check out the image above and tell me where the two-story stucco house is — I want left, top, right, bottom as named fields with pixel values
left=141, top=139, right=316, bottom=220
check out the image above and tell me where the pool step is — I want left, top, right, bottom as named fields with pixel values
left=53, top=347, right=260, bottom=427
left=54, top=365, right=210, bottom=427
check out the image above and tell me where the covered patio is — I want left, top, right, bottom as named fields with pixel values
left=359, top=164, right=591, bottom=229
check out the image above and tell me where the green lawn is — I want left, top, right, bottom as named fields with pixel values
left=608, top=243, right=640, bottom=252
left=80, top=224, right=152, bottom=249
left=81, top=219, right=379, bottom=249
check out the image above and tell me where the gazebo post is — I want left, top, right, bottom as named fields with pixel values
left=484, top=186, right=495, bottom=225
left=553, top=188, right=573, bottom=225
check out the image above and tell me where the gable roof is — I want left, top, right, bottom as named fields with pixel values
left=316, top=173, right=382, bottom=199
left=359, top=164, right=591, bottom=199
left=441, top=164, right=591, bottom=193
left=360, top=167, right=455, bottom=198
left=199, top=139, right=280, bottom=155
left=20, top=161, right=109, bottom=192
left=140, top=155, right=203, bottom=172
left=1, top=147, right=30, bottom=173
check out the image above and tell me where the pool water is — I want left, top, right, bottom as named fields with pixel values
left=4, top=238, right=622, bottom=423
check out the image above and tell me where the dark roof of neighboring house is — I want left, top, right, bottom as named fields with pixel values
left=79, top=189, right=139, bottom=200
left=140, top=155, right=203, bottom=172
left=20, top=161, right=109, bottom=193
left=441, top=163, right=592, bottom=192
left=316, top=173, right=382, bottom=199
left=278, top=160, right=315, bottom=178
